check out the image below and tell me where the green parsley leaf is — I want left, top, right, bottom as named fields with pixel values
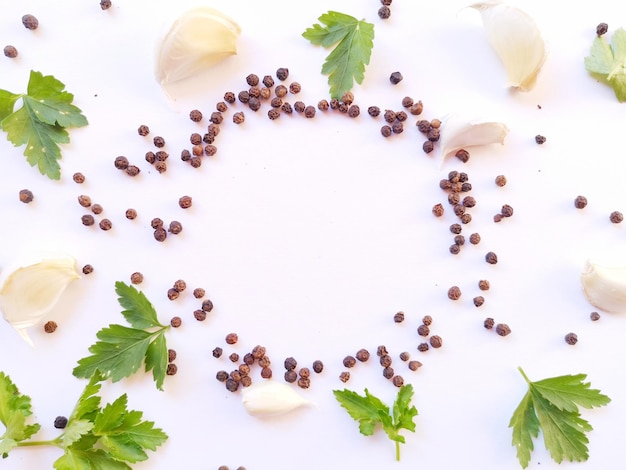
left=0, top=372, right=41, bottom=458
left=303, top=11, right=374, bottom=100
left=585, top=28, right=626, bottom=102
left=509, top=367, right=610, bottom=468
left=0, top=70, right=88, bottom=179
left=334, top=384, right=418, bottom=461
left=73, top=283, right=170, bottom=390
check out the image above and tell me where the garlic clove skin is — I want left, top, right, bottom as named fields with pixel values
left=439, top=114, right=509, bottom=163
left=581, top=259, right=626, bottom=313
left=242, top=380, right=312, bottom=417
left=0, top=256, right=80, bottom=346
left=155, top=6, right=241, bottom=87
left=470, top=1, right=547, bottom=91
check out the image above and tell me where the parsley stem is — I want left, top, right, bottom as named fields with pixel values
left=517, top=366, right=531, bottom=384
left=16, top=437, right=62, bottom=448
left=395, top=441, right=400, bottom=461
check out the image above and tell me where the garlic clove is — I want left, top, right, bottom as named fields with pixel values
left=439, top=114, right=509, bottom=163
left=155, top=6, right=241, bottom=87
left=581, top=259, right=626, bottom=313
left=242, top=380, right=312, bottom=417
left=0, top=256, right=80, bottom=346
left=469, top=1, right=547, bottom=91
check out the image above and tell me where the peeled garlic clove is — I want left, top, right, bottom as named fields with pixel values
left=155, top=7, right=241, bottom=86
left=0, top=256, right=80, bottom=345
left=470, top=2, right=547, bottom=91
left=439, top=114, right=509, bottom=163
left=581, top=259, right=626, bottom=313
left=242, top=380, right=311, bottom=417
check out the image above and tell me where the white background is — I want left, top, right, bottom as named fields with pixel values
left=1, top=0, right=626, bottom=469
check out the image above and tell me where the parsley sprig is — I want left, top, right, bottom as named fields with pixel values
left=333, top=384, right=418, bottom=461
left=73, top=282, right=170, bottom=390
left=302, top=11, right=375, bottom=100
left=0, top=371, right=167, bottom=468
left=509, top=366, right=610, bottom=468
left=0, top=71, right=88, bottom=180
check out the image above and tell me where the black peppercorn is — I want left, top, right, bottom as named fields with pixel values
left=449, top=244, right=461, bottom=255
left=44, top=321, right=57, bottom=333
left=225, top=333, right=238, bottom=345
left=469, top=233, right=481, bottom=245
left=216, top=370, right=228, bottom=382
left=368, top=106, right=381, bottom=117
left=495, top=323, right=511, bottom=336
left=409, top=101, right=423, bottom=115
left=288, top=82, right=301, bottom=94
left=100, top=0, right=112, bottom=10
left=178, top=195, right=192, bottom=209
left=201, top=299, right=214, bottom=312
left=564, top=332, right=578, bottom=345
left=408, top=360, right=422, bottom=371
left=574, top=195, right=588, bottom=209
left=393, top=311, right=405, bottom=323
left=429, top=335, right=443, bottom=348
left=484, top=317, right=495, bottom=329
left=212, top=347, right=223, bottom=358
left=401, top=96, right=414, bottom=108
left=189, top=109, right=202, bottom=122
left=170, top=316, right=182, bottom=328
left=495, top=175, right=507, bottom=187
left=422, top=140, right=434, bottom=153
left=153, top=227, right=167, bottom=242
left=3, top=45, right=18, bottom=58
left=153, top=136, right=165, bottom=148
left=284, top=370, right=297, bottom=383
left=535, top=134, right=546, bottom=144
left=82, top=264, right=93, bottom=275
left=455, top=149, right=470, bottom=163
left=125, top=165, right=140, bottom=177
left=417, top=324, right=430, bottom=337
left=450, top=223, right=462, bottom=234
left=54, top=416, right=68, bottom=429
left=268, top=108, right=281, bottom=120
left=312, top=360, right=324, bottom=373
left=378, top=6, right=391, bottom=19
left=383, top=367, right=395, bottom=379
left=130, top=272, right=143, bottom=284
left=391, top=121, right=403, bottom=134
left=229, top=353, right=240, bottom=363
left=376, top=345, right=388, bottom=357
left=246, top=73, right=259, bottom=86
left=343, top=355, right=357, bottom=368
left=137, top=125, right=150, bottom=136
left=473, top=296, right=485, bottom=307
left=284, top=357, right=297, bottom=370
left=417, top=342, right=429, bottom=352
left=389, top=71, right=403, bottom=84
left=485, top=251, right=498, bottom=264
left=399, top=351, right=410, bottom=362
left=447, top=286, right=461, bottom=300
left=193, top=309, right=206, bottom=321
left=422, top=315, right=432, bottom=326
left=432, top=203, right=444, bottom=217
left=380, top=125, right=392, bottom=137
left=380, top=355, right=392, bottom=368
left=610, top=211, right=624, bottom=223
left=276, top=67, right=289, bottom=81
left=348, top=105, right=360, bottom=118
left=356, top=348, right=370, bottom=362
left=339, top=371, right=351, bottom=383
left=99, top=219, right=112, bottom=231
left=590, top=311, right=601, bottom=321
left=19, top=189, right=34, bottom=203
left=501, top=204, right=514, bottom=217
left=168, top=220, right=183, bottom=234
left=193, top=288, right=205, bottom=299
left=304, top=106, right=316, bottom=118
left=22, top=14, right=39, bottom=30
left=596, top=22, right=608, bottom=36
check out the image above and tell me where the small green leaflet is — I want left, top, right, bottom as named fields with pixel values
left=302, top=11, right=374, bottom=100
left=584, top=27, right=626, bottom=102
left=0, top=71, right=88, bottom=179
left=0, top=372, right=41, bottom=457
left=73, top=282, right=170, bottom=390
left=334, top=384, right=418, bottom=461
left=509, top=367, right=610, bottom=468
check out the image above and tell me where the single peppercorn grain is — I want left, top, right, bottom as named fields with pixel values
left=339, top=371, right=351, bottom=383
left=54, top=416, right=68, bottom=429
left=381, top=125, right=392, bottom=137
left=408, top=361, right=422, bottom=371
left=495, top=175, right=507, bottom=187
left=312, top=360, right=324, bottom=373
left=429, top=335, right=443, bottom=348
left=297, top=377, right=310, bottom=389
left=343, top=355, right=356, bottom=368
left=82, top=264, right=93, bottom=275
left=449, top=244, right=461, bottom=255
left=22, top=14, right=39, bottom=30
left=81, top=214, right=95, bottom=226
left=501, top=204, right=514, bottom=217
left=225, top=333, right=238, bottom=345
left=565, top=332, right=578, bottom=345
left=298, top=367, right=311, bottom=378
left=383, top=109, right=396, bottom=123
left=348, top=105, right=361, bottom=118
left=417, top=342, right=429, bottom=352
left=100, top=0, right=112, bottom=10
left=399, top=352, right=410, bottom=362
left=590, top=311, right=601, bottom=321
left=229, top=353, right=240, bottom=363
left=610, top=211, right=624, bottom=223
left=193, top=309, right=207, bottom=321
left=376, top=345, right=388, bottom=357
left=485, top=251, right=498, bottom=264
left=574, top=195, right=588, bottom=209
left=423, top=141, right=435, bottom=153
left=72, top=172, right=85, bottom=184
left=469, top=233, right=481, bottom=245
left=284, top=370, right=297, bottom=383
left=417, top=324, right=430, bottom=337
left=392, top=375, right=404, bottom=387
left=251, top=345, right=266, bottom=359
left=392, top=121, right=404, bottom=134
left=288, top=82, right=301, bottom=94
left=379, top=354, right=392, bottom=368
left=401, top=96, right=414, bottom=108
left=230, top=370, right=242, bottom=382
left=154, top=227, right=167, bottom=242
left=178, top=195, right=192, bottom=209
left=432, top=203, right=444, bottom=217
left=151, top=218, right=163, bottom=229
left=125, top=165, right=140, bottom=176
left=394, top=311, right=405, bottom=323
left=77, top=194, right=92, bottom=207
left=284, top=357, right=297, bottom=370
left=99, top=219, right=112, bottom=231
left=216, top=370, right=228, bottom=382
left=246, top=73, right=259, bottom=86
left=153, top=136, right=165, bottom=148
left=168, top=349, right=177, bottom=363
left=455, top=149, right=470, bottom=163
left=44, top=321, right=57, bottom=333
left=261, top=367, right=272, bottom=379
left=484, top=317, right=495, bottom=329
left=193, top=287, right=205, bottom=299
left=478, top=279, right=490, bottom=291
left=19, top=189, right=34, bottom=203
left=383, top=367, right=395, bottom=379
left=170, top=316, right=182, bottom=328
left=202, top=299, right=214, bottom=312
left=225, top=378, right=239, bottom=392
left=212, top=347, right=223, bottom=358
left=473, top=296, right=485, bottom=307
left=454, top=235, right=465, bottom=246
left=368, top=106, right=381, bottom=117
left=3, top=45, right=18, bottom=58
left=597, top=22, right=608, bottom=36
left=137, top=125, right=150, bottom=136
left=276, top=67, right=289, bottom=81
left=389, top=71, right=403, bottom=84
left=304, top=106, right=316, bottom=118
left=189, top=156, right=202, bottom=168
left=91, top=204, right=103, bottom=215
left=130, top=272, right=143, bottom=284
left=448, top=286, right=461, bottom=300
left=167, top=288, right=179, bottom=301
left=168, top=220, right=183, bottom=234
left=535, top=135, right=546, bottom=144
left=495, top=323, right=511, bottom=336
left=268, top=108, right=280, bottom=120
left=356, top=348, right=370, bottom=362
left=450, top=223, right=462, bottom=234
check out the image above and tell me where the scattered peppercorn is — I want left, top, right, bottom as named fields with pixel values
left=368, top=106, right=381, bottom=117
left=154, top=227, right=167, bottom=242
left=130, top=272, right=143, bottom=284
left=178, top=195, right=192, bottom=209
left=348, top=104, right=361, bottom=118
left=22, top=14, right=39, bottom=30
left=564, top=332, right=578, bottom=345
left=48, top=416, right=66, bottom=433
left=417, top=343, right=429, bottom=352
left=153, top=136, right=165, bottom=148
left=72, top=172, right=85, bottom=184
left=408, top=361, right=422, bottom=371
left=455, top=149, right=470, bottom=163
left=168, top=220, right=183, bottom=234
left=44, top=321, right=57, bottom=333
left=381, top=125, right=392, bottom=137
left=356, top=348, right=370, bottom=362
left=216, top=370, right=228, bottom=382
left=3, top=45, right=18, bottom=58
left=392, top=121, right=404, bottom=134
left=209, top=112, right=223, bottom=124
left=596, top=22, right=608, bottom=36
left=100, top=0, right=112, bottom=10
left=229, top=353, right=240, bottom=363
left=167, top=288, right=179, bottom=301
left=288, top=82, right=301, bottom=94
left=99, top=219, right=112, bottom=231
left=485, top=251, right=498, bottom=264
left=417, top=324, right=430, bottom=337
left=284, top=370, right=297, bottom=383
left=469, top=233, right=481, bottom=245
left=225, top=378, right=239, bottom=392
left=201, top=299, right=214, bottom=313
left=432, top=203, right=444, bottom=217
left=137, top=124, right=150, bottom=136
left=193, top=309, right=206, bottom=321
left=399, top=352, right=410, bottom=362
left=590, top=311, right=600, bottom=321
left=376, top=345, right=388, bottom=357
left=495, top=175, right=507, bottom=187
left=267, top=108, right=280, bottom=120
left=251, top=345, right=266, bottom=359
left=276, top=67, right=289, bottom=81
left=233, top=111, right=245, bottom=124
left=574, top=195, right=588, bottom=209
left=125, top=165, right=140, bottom=177
left=389, top=71, right=403, bottom=84
left=339, top=371, right=351, bottom=383
left=82, top=264, right=93, bottom=275
left=484, top=317, right=495, bottom=330
left=212, top=347, right=223, bottom=358
left=192, top=287, right=205, bottom=299
left=501, top=204, right=514, bottom=217
left=535, top=135, right=546, bottom=144
left=312, top=360, right=324, bottom=373
left=19, top=189, right=34, bottom=203
left=91, top=203, right=103, bottom=215
left=392, top=375, right=404, bottom=387
left=260, top=367, right=272, bottom=379
left=449, top=244, right=461, bottom=255
left=378, top=6, right=391, bottom=20
left=422, top=315, right=432, bottom=326
left=170, top=316, right=182, bottom=328
left=429, top=335, right=443, bottom=348
left=168, top=349, right=177, bottom=363
left=246, top=73, right=259, bottom=87
left=610, top=211, right=624, bottom=223
left=81, top=214, right=94, bottom=226
left=225, top=333, right=238, bottom=345
left=304, top=106, right=316, bottom=118
left=473, top=296, right=485, bottom=307
left=495, top=323, right=511, bottom=336
left=393, top=311, right=405, bottom=323
left=343, top=355, right=357, bottom=368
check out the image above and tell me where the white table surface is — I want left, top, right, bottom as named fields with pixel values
left=1, top=0, right=626, bottom=468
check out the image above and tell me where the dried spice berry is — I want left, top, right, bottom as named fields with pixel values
left=381, top=125, right=392, bottom=137
left=100, top=0, right=112, bottom=10
left=125, top=165, right=140, bottom=176
left=170, top=316, right=182, bottom=328
left=317, top=99, right=330, bottom=111
left=610, top=211, right=624, bottom=223
left=449, top=244, right=461, bottom=255
left=225, top=333, right=238, bottom=345
left=417, top=324, right=430, bottom=337
left=535, top=134, right=546, bottom=144
left=284, top=357, right=297, bottom=371
left=91, top=204, right=103, bottom=215
left=409, top=101, right=423, bottom=115
left=22, top=14, right=39, bottom=30
left=473, top=296, right=485, bottom=307
left=168, top=220, right=183, bottom=234
left=276, top=67, right=289, bottom=81
left=251, top=345, right=266, bottom=359
left=99, top=219, right=112, bottom=231
left=82, top=264, right=93, bottom=275
left=54, top=416, right=68, bottom=429
left=153, top=136, right=165, bottom=148
left=392, top=375, right=404, bottom=387
left=44, top=321, right=57, bottom=333
left=565, top=332, right=578, bottom=345
left=192, top=288, right=205, bottom=299
left=392, top=121, right=404, bottom=134
left=574, top=195, right=588, bottom=209
left=343, top=355, right=356, bottom=368
left=178, top=195, right=192, bottom=209
left=356, top=348, right=370, bottom=362
left=72, top=172, right=85, bottom=184
left=348, top=104, right=361, bottom=118
left=417, top=343, right=429, bottom=352
left=478, top=279, right=490, bottom=291
left=427, top=128, right=441, bottom=142
left=380, top=355, right=392, bottom=368
left=455, top=149, right=470, bottom=163
left=189, top=156, right=202, bottom=168
left=399, top=352, right=410, bottom=362
left=495, top=175, right=507, bottom=187
left=151, top=218, right=164, bottom=229
left=596, top=22, right=608, bottom=36
left=246, top=73, right=259, bottom=86
left=193, top=310, right=206, bottom=321
left=450, top=223, right=462, bottom=234
left=129, top=272, right=143, bottom=285
left=408, top=361, right=422, bottom=371
left=432, top=203, right=444, bottom=217
left=382, top=367, right=395, bottom=379
left=501, top=204, right=514, bottom=217
left=229, top=353, right=240, bottom=363
left=81, top=214, right=95, bottom=226
left=304, top=106, right=316, bottom=118
left=401, top=96, right=414, bottom=108
left=429, top=335, right=443, bottom=348
left=288, top=82, right=301, bottom=94
left=462, top=196, right=476, bottom=208
left=201, top=299, right=214, bottom=312
left=260, top=367, right=272, bottom=379
left=485, top=251, right=498, bottom=264
left=484, top=317, right=495, bottom=329
left=77, top=195, right=92, bottom=208
left=212, top=347, right=223, bottom=358
left=268, top=109, right=280, bottom=120
left=469, top=233, right=481, bottom=245
left=376, top=345, right=388, bottom=357
left=389, top=71, right=403, bottom=84
left=448, top=192, right=461, bottom=205
left=3, top=45, right=18, bottom=58
left=233, top=111, right=245, bottom=124
left=19, top=189, right=34, bottom=203
left=447, top=286, right=461, bottom=300
left=137, top=125, right=150, bottom=136
left=393, top=311, right=405, bottom=323
left=422, top=315, right=432, bottom=326
left=590, top=311, right=600, bottom=321
left=495, top=323, right=511, bottom=336
left=420, top=140, right=433, bottom=153
left=297, top=377, right=310, bottom=389
left=167, top=288, right=179, bottom=301
left=189, top=109, right=202, bottom=122
left=312, top=360, right=324, bottom=373
left=339, top=371, right=351, bottom=383
left=168, top=349, right=177, bottom=363
left=154, top=227, right=167, bottom=242
left=368, top=106, right=381, bottom=117
left=284, top=370, right=297, bottom=383
left=216, top=370, right=228, bottom=382
left=383, top=110, right=396, bottom=123
left=341, top=91, right=354, bottom=104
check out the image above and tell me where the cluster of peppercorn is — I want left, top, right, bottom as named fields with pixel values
left=483, top=317, right=511, bottom=337
left=415, top=315, right=443, bottom=353
left=77, top=193, right=113, bottom=231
